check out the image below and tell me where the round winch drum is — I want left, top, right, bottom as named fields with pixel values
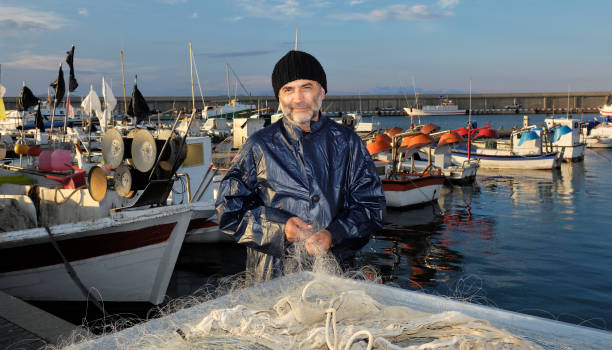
left=87, top=166, right=110, bottom=202
left=131, top=129, right=157, bottom=172
left=159, top=136, right=187, bottom=172
left=113, top=164, right=148, bottom=198
left=102, top=128, right=125, bottom=169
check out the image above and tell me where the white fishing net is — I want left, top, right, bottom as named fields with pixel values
left=185, top=278, right=543, bottom=350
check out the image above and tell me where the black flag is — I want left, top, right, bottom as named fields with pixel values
left=17, top=86, right=38, bottom=111
left=35, top=102, right=46, bottom=132
left=66, top=45, right=78, bottom=92
left=127, top=83, right=150, bottom=123
left=50, top=65, right=65, bottom=104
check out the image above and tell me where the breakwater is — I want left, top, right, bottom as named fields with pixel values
left=3, top=91, right=611, bottom=115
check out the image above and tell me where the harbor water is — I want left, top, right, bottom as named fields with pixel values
left=361, top=113, right=612, bottom=330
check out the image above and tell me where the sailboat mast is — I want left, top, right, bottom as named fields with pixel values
left=467, top=79, right=472, bottom=161
left=189, top=42, right=195, bottom=113
left=226, top=63, right=231, bottom=105
left=120, top=51, right=128, bottom=117
left=295, top=26, right=299, bottom=50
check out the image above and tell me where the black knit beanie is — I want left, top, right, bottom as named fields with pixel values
left=272, top=50, right=327, bottom=99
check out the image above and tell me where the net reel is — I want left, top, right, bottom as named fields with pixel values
left=87, top=165, right=113, bottom=202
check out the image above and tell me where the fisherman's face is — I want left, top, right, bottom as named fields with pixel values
left=278, top=79, right=325, bottom=127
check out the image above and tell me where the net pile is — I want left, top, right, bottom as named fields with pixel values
left=185, top=278, right=543, bottom=349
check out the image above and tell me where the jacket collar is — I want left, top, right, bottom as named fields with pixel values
left=281, top=112, right=327, bottom=143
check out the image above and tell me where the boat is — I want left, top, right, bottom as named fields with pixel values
left=0, top=194, right=192, bottom=304
left=368, top=131, right=445, bottom=208
left=544, top=117, right=586, bottom=161
left=65, top=272, right=612, bottom=350
left=584, top=116, right=612, bottom=148
left=453, top=123, right=563, bottom=170
left=452, top=146, right=561, bottom=170
left=404, top=97, right=466, bottom=117
left=598, top=103, right=612, bottom=117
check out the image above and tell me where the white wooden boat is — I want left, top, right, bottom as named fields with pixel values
left=544, top=117, right=586, bottom=161
left=381, top=174, right=445, bottom=207
left=0, top=192, right=192, bottom=304
left=585, top=118, right=612, bottom=148
left=452, top=146, right=561, bottom=170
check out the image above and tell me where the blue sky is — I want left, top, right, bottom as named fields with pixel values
left=1, top=0, right=611, bottom=98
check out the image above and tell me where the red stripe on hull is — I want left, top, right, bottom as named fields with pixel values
left=187, top=218, right=218, bottom=231
left=382, top=176, right=445, bottom=191
left=0, top=222, right=177, bottom=273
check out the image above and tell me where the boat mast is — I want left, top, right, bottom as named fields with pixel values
left=226, top=62, right=231, bottom=105
left=189, top=42, right=195, bottom=114
left=467, top=79, right=472, bottom=160
left=294, top=26, right=299, bottom=50
left=120, top=51, right=128, bottom=119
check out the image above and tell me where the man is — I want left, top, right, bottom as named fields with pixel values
left=215, top=50, right=385, bottom=281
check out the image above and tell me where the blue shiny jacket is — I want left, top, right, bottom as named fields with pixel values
left=215, top=115, right=385, bottom=281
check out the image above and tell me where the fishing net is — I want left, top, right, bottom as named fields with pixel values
left=61, top=244, right=600, bottom=350
left=185, top=276, right=543, bottom=350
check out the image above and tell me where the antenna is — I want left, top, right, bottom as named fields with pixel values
left=120, top=51, right=128, bottom=115
left=294, top=26, right=299, bottom=50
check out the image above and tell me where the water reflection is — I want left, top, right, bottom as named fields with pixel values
left=362, top=185, right=498, bottom=290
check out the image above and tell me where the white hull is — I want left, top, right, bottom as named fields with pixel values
left=382, top=176, right=445, bottom=207
left=0, top=205, right=192, bottom=304
left=552, top=144, right=585, bottom=161
left=407, top=159, right=479, bottom=184
left=598, top=104, right=612, bottom=117
left=586, top=136, right=612, bottom=148
left=403, top=107, right=465, bottom=117
left=451, top=151, right=560, bottom=170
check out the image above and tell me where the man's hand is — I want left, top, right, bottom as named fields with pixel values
left=305, top=230, right=333, bottom=255
left=285, top=217, right=313, bottom=242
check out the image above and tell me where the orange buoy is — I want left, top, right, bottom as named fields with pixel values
left=366, top=138, right=392, bottom=155
left=400, top=133, right=434, bottom=150
left=386, top=126, right=403, bottom=138
left=420, top=123, right=440, bottom=134
left=14, top=143, right=29, bottom=155
left=437, top=133, right=463, bottom=147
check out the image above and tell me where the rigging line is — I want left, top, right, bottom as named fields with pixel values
left=191, top=52, right=206, bottom=109
left=44, top=226, right=107, bottom=317
left=227, top=63, right=250, bottom=97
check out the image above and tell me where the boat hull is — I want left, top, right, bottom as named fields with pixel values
left=0, top=205, right=192, bottom=304
left=403, top=107, right=465, bottom=117
left=451, top=149, right=560, bottom=170
left=382, top=176, right=445, bottom=207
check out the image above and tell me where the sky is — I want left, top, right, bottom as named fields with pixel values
left=1, top=0, right=612, bottom=98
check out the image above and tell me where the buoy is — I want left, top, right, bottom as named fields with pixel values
left=51, top=149, right=73, bottom=171
left=39, top=150, right=53, bottom=171
left=14, top=143, right=29, bottom=155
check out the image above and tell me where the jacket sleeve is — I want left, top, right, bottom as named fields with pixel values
left=215, top=138, right=294, bottom=258
left=326, top=135, right=386, bottom=251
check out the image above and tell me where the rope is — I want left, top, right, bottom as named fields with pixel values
left=53, top=185, right=87, bottom=204
left=44, top=226, right=107, bottom=316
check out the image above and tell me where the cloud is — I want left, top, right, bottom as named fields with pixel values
left=349, top=0, right=366, bottom=6
left=437, top=0, right=459, bottom=9
left=3, top=53, right=116, bottom=73
left=191, top=12, right=199, bottom=19
left=313, top=0, right=332, bottom=8
left=332, top=3, right=457, bottom=21
left=235, top=0, right=309, bottom=19
left=0, top=6, right=66, bottom=33
left=78, top=8, right=89, bottom=16
left=198, top=49, right=275, bottom=58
